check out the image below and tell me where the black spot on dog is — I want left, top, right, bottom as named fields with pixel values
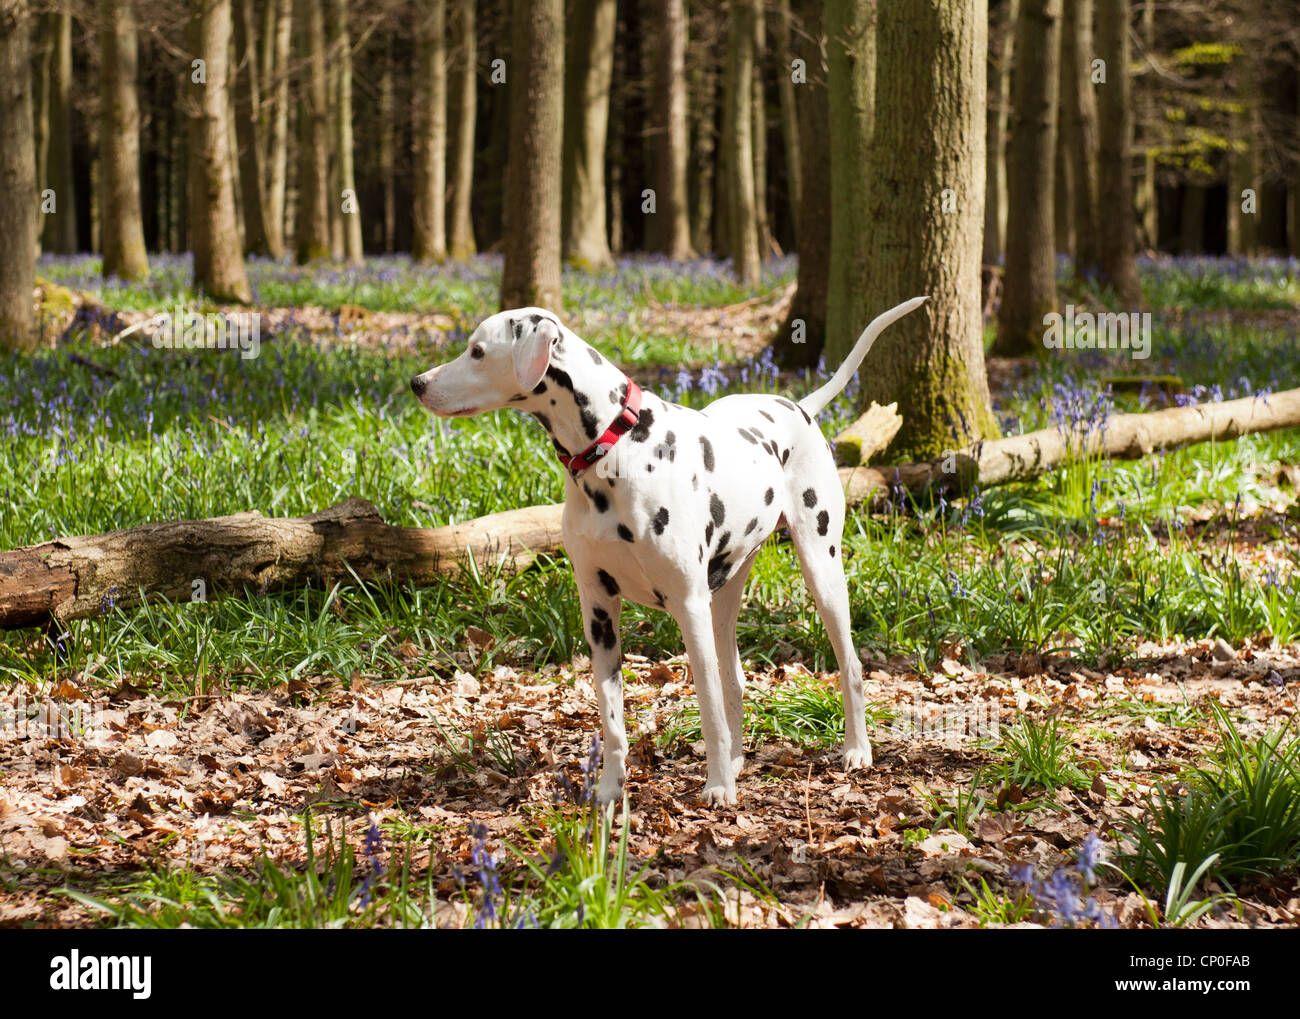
left=782, top=448, right=790, bottom=464
left=512, top=320, right=523, bottom=340
left=803, top=488, right=818, bottom=508
left=737, top=428, right=758, bottom=444
left=533, top=380, right=548, bottom=395
left=646, top=464, right=654, bottom=473
left=800, top=406, right=813, bottom=425
left=550, top=398, right=557, bottom=406
left=829, top=545, right=836, bottom=558
left=597, top=569, right=620, bottom=597
left=589, top=348, right=604, bottom=365
left=698, top=545, right=704, bottom=562
left=707, top=553, right=732, bottom=591
left=590, top=608, right=617, bottom=650
left=817, top=510, right=830, bottom=536
left=699, top=436, right=715, bottom=471
left=691, top=473, right=698, bottom=489
left=744, top=517, right=758, bottom=535
left=710, top=493, right=725, bottom=526
left=580, top=408, right=600, bottom=439
left=531, top=412, right=551, bottom=432
left=583, top=483, right=609, bottom=512
left=764, top=487, right=774, bottom=505
left=652, top=507, right=670, bottom=535
left=617, top=523, right=634, bottom=542
left=551, top=437, right=571, bottom=457
left=654, top=589, right=666, bottom=607
left=508, top=394, right=527, bottom=403
left=715, top=531, right=730, bottom=552
left=759, top=410, right=775, bottom=422
left=529, top=313, right=542, bottom=326
left=629, top=406, right=655, bottom=443
left=704, top=522, right=714, bottom=545
left=776, top=397, right=800, bottom=413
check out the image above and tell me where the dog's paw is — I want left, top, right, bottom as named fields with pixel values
left=842, top=745, right=874, bottom=771
left=596, top=773, right=626, bottom=805
left=700, top=782, right=738, bottom=808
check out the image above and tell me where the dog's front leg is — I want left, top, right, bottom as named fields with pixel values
left=675, top=594, right=736, bottom=806
left=579, top=587, right=628, bottom=804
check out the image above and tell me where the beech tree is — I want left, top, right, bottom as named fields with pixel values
left=99, top=0, right=150, bottom=280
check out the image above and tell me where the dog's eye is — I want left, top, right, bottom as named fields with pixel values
left=470, top=345, right=485, bottom=360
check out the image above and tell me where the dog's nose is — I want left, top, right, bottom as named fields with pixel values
left=410, top=375, right=427, bottom=397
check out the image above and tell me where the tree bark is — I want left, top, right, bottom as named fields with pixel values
left=774, top=0, right=801, bottom=249
left=724, top=0, right=760, bottom=284
left=983, top=0, right=1016, bottom=267
left=500, top=0, right=564, bottom=310
left=99, top=0, right=150, bottom=281
left=1060, top=0, right=1100, bottom=274
left=561, top=0, right=615, bottom=268
left=994, top=0, right=1061, bottom=356
left=859, top=0, right=998, bottom=460
left=232, top=0, right=271, bottom=257
left=41, top=9, right=76, bottom=254
left=0, top=0, right=37, bottom=352
left=294, top=0, right=331, bottom=263
left=1095, top=0, right=1142, bottom=304
left=9, top=389, right=1297, bottom=630
left=31, top=9, right=51, bottom=252
left=687, top=6, right=720, bottom=256
left=328, top=0, right=363, bottom=264
left=413, top=0, right=448, bottom=263
left=823, top=0, right=874, bottom=364
left=264, top=0, right=292, bottom=258
left=378, top=33, right=396, bottom=252
left=655, top=0, right=695, bottom=260
left=751, top=0, right=772, bottom=260
left=447, top=0, right=477, bottom=257
left=773, top=0, right=828, bottom=369
left=189, top=0, right=253, bottom=303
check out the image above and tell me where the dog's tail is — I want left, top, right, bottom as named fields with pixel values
left=797, top=296, right=929, bottom=418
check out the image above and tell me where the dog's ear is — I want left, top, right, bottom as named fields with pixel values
left=511, top=315, right=559, bottom=392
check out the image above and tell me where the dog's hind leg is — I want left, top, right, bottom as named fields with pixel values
left=786, top=489, right=873, bottom=771
left=710, top=550, right=760, bottom=781
left=577, top=585, right=629, bottom=804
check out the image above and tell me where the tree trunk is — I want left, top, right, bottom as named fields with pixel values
left=11, top=388, right=1297, bottom=630
left=264, top=0, right=292, bottom=258
left=774, top=0, right=801, bottom=249
left=0, top=0, right=36, bottom=352
left=1095, top=0, right=1142, bottom=304
left=655, top=0, right=694, bottom=260
left=983, top=0, right=1016, bottom=267
left=724, top=0, right=760, bottom=283
left=1053, top=61, right=1074, bottom=256
left=823, top=0, right=875, bottom=364
left=1060, top=0, right=1100, bottom=274
left=859, top=0, right=998, bottom=460
left=1134, top=0, right=1157, bottom=249
left=561, top=0, right=615, bottom=268
left=294, top=0, right=331, bottom=263
left=751, top=0, right=772, bottom=260
left=413, top=0, right=448, bottom=263
left=447, top=0, right=477, bottom=257
left=189, top=0, right=253, bottom=303
left=773, top=0, right=828, bottom=369
left=328, top=0, right=362, bottom=264
left=687, top=7, right=720, bottom=256
left=500, top=0, right=564, bottom=310
left=1226, top=118, right=1258, bottom=255
left=232, top=0, right=270, bottom=256
left=98, top=0, right=150, bottom=281
left=377, top=34, right=396, bottom=252
left=41, top=9, right=76, bottom=254
left=994, top=0, right=1060, bottom=357
left=31, top=9, right=51, bottom=253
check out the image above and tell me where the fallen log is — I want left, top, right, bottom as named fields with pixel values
left=1, top=388, right=1297, bottom=630
left=0, top=498, right=563, bottom=630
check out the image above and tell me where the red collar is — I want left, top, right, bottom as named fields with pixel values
left=556, top=380, right=642, bottom=474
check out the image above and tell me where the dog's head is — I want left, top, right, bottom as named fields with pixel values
left=410, top=308, right=563, bottom=417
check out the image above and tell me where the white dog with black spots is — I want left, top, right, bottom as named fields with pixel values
left=411, top=296, right=927, bottom=806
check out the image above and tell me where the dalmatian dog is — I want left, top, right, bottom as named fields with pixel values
left=410, top=297, right=927, bottom=806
